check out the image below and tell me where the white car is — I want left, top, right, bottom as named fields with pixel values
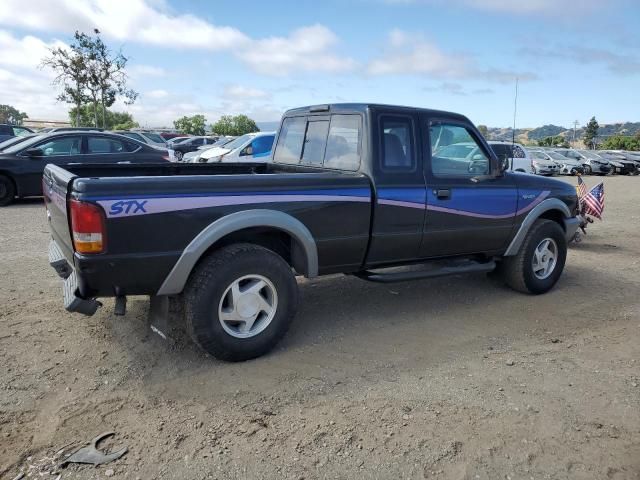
left=487, top=141, right=534, bottom=173
left=193, top=132, right=276, bottom=163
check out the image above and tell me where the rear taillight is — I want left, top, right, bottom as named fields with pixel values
left=70, top=200, right=106, bottom=254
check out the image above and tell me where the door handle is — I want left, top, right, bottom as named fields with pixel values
left=435, top=188, right=451, bottom=200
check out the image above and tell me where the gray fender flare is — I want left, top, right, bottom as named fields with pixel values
left=157, top=209, right=318, bottom=295
left=504, top=198, right=572, bottom=256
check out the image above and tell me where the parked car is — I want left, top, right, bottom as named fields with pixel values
left=170, top=136, right=219, bottom=161
left=0, top=134, right=38, bottom=151
left=0, top=124, right=34, bottom=142
left=112, top=130, right=167, bottom=148
left=195, top=132, right=276, bottom=163
left=526, top=150, right=561, bottom=175
left=575, top=150, right=612, bottom=175
left=598, top=151, right=639, bottom=175
left=182, top=136, right=236, bottom=162
left=159, top=132, right=186, bottom=141
left=167, top=136, right=191, bottom=145
left=487, top=141, right=533, bottom=173
left=611, top=151, right=640, bottom=170
left=0, top=131, right=170, bottom=206
left=535, top=150, right=583, bottom=175
left=44, top=103, right=579, bottom=361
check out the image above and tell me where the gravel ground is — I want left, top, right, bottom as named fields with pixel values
left=1, top=176, right=639, bottom=479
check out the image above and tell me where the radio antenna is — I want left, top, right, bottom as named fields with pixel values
left=512, top=77, right=518, bottom=146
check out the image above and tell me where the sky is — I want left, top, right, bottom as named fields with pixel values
left=1, top=0, right=639, bottom=129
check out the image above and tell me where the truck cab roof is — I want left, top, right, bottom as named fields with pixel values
left=283, top=103, right=470, bottom=123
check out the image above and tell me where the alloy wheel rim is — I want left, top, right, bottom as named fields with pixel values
left=217, top=274, right=278, bottom=339
left=532, top=238, right=558, bottom=280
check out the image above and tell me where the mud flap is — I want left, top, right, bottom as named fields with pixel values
left=148, top=295, right=169, bottom=340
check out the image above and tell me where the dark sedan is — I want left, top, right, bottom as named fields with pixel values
left=0, top=131, right=169, bottom=206
left=170, top=136, right=219, bottom=161
left=0, top=124, right=34, bottom=142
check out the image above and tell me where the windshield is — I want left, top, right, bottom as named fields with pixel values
left=0, top=135, right=36, bottom=151
left=142, top=132, right=165, bottom=143
left=546, top=151, right=568, bottom=161
left=579, top=150, right=600, bottom=159
left=222, top=134, right=254, bottom=151
left=3, top=134, right=47, bottom=154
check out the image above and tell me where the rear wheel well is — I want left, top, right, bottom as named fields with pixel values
left=197, top=227, right=307, bottom=276
left=538, top=209, right=565, bottom=231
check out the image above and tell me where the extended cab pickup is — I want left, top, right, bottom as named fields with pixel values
left=45, top=104, right=580, bottom=361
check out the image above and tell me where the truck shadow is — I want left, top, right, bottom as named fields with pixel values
left=107, top=261, right=627, bottom=402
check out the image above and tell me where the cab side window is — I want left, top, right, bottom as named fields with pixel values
left=274, top=117, right=306, bottom=164
left=430, top=124, right=489, bottom=176
left=380, top=116, right=415, bottom=171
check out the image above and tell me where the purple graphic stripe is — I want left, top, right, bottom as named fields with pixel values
left=98, top=194, right=370, bottom=218
left=378, top=191, right=550, bottom=219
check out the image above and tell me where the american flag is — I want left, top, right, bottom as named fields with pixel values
left=577, top=176, right=588, bottom=199
left=582, top=182, right=605, bottom=219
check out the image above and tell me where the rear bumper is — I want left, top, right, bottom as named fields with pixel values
left=49, top=239, right=101, bottom=316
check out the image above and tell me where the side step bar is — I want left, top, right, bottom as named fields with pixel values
left=354, top=260, right=496, bottom=284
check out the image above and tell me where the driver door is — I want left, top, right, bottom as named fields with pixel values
left=420, top=116, right=517, bottom=257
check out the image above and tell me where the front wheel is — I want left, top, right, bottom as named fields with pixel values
left=583, top=164, right=592, bottom=175
left=0, top=175, right=16, bottom=206
left=183, top=243, right=298, bottom=361
left=501, top=219, right=567, bottom=294
left=175, top=150, right=183, bottom=161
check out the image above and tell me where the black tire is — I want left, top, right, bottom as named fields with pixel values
left=583, top=164, right=592, bottom=175
left=501, top=219, right=567, bottom=295
left=0, top=175, right=16, bottom=206
left=183, top=243, right=298, bottom=361
left=175, top=150, right=183, bottom=161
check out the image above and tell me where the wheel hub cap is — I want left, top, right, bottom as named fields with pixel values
left=218, top=274, right=278, bottom=339
left=532, top=238, right=558, bottom=280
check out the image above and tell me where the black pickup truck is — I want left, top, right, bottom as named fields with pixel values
left=45, top=103, right=580, bottom=361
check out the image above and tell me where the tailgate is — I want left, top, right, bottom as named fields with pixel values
left=43, top=164, right=76, bottom=262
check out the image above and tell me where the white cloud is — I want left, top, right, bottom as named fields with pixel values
left=382, top=0, right=606, bottom=15
left=128, top=64, right=166, bottom=78
left=0, top=0, right=249, bottom=50
left=367, top=30, right=536, bottom=83
left=0, top=30, right=67, bottom=120
left=145, top=89, right=169, bottom=99
left=0, top=2, right=355, bottom=77
left=235, top=24, right=357, bottom=76
left=224, top=85, right=270, bottom=99
left=0, top=30, right=65, bottom=70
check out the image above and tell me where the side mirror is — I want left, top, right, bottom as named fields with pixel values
left=24, top=148, right=43, bottom=157
left=500, top=156, right=510, bottom=172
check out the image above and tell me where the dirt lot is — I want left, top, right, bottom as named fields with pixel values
left=1, top=176, right=639, bottom=480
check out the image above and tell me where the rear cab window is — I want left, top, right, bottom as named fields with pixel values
left=274, top=114, right=361, bottom=171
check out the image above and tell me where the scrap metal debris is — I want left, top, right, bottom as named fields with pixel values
left=60, top=431, right=128, bottom=467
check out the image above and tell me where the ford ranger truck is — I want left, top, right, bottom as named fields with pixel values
left=44, top=104, right=580, bottom=361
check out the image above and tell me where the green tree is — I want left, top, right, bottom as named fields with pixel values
left=41, top=33, right=90, bottom=127
left=174, top=115, right=207, bottom=135
left=537, top=135, right=568, bottom=148
left=477, top=124, right=489, bottom=138
left=0, top=105, right=28, bottom=125
left=600, top=135, right=640, bottom=151
left=42, top=30, right=137, bottom=129
left=212, top=114, right=260, bottom=136
left=69, top=104, right=138, bottom=130
left=583, top=116, right=599, bottom=149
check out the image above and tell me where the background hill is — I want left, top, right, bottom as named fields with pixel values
left=485, top=122, right=640, bottom=144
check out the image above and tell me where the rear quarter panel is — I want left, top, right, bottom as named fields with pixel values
left=72, top=171, right=372, bottom=295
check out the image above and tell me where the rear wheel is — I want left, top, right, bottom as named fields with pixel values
left=183, top=243, right=298, bottom=361
left=0, top=175, right=16, bottom=206
left=175, top=150, right=183, bottom=161
left=501, top=219, right=567, bottom=294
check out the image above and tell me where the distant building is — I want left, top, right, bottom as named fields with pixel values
left=23, top=119, right=72, bottom=129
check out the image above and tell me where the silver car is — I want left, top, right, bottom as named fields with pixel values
left=576, top=150, right=612, bottom=175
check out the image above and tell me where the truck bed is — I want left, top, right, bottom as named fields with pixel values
left=44, top=162, right=373, bottom=297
